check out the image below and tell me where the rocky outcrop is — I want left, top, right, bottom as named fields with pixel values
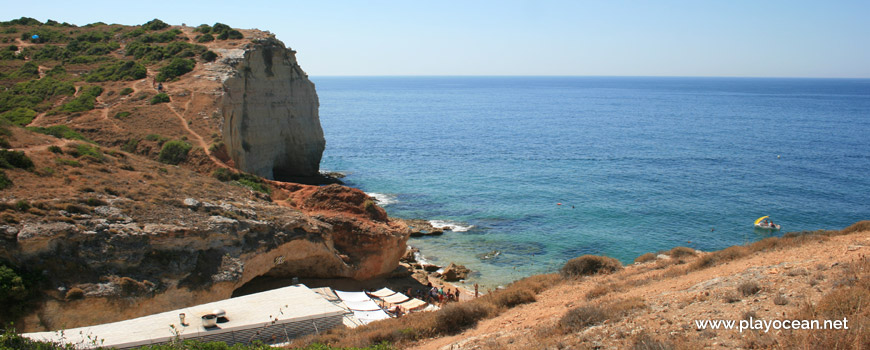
left=0, top=192, right=409, bottom=331
left=220, top=37, right=324, bottom=180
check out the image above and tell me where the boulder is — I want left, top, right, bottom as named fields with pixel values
left=441, top=263, right=470, bottom=282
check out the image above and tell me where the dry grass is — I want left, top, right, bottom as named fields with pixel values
left=559, top=305, right=608, bottom=331
left=666, top=246, right=697, bottom=258
left=585, top=284, right=609, bottom=300
left=778, top=256, right=870, bottom=349
left=559, top=297, right=646, bottom=333
left=737, top=281, right=761, bottom=297
left=292, top=274, right=560, bottom=348
left=560, top=255, right=623, bottom=278
left=634, top=252, right=657, bottom=264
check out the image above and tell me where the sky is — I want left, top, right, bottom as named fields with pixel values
left=2, top=0, right=869, bottom=77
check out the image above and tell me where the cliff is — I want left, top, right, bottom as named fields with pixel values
left=220, top=38, right=325, bottom=180
left=0, top=20, right=409, bottom=331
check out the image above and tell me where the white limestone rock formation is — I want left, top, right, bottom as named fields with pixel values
left=221, top=38, right=324, bottom=179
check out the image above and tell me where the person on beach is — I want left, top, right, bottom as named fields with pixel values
left=454, top=288, right=461, bottom=301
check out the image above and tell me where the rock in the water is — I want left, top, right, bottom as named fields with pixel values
left=423, top=264, right=440, bottom=272
left=441, top=263, right=470, bottom=282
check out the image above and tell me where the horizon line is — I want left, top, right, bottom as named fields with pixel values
left=309, top=74, right=870, bottom=80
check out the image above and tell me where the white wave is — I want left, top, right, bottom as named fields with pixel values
left=429, top=220, right=474, bottom=232
left=413, top=251, right=433, bottom=266
left=365, top=192, right=398, bottom=206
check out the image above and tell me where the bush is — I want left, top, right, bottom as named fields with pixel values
left=738, top=281, right=761, bottom=296
left=55, top=85, right=103, bottom=113
left=142, top=19, right=169, bottom=31
left=490, top=287, right=536, bottom=308
left=201, top=50, right=218, bottom=62
left=0, top=264, right=27, bottom=304
left=634, top=252, right=657, bottom=264
left=121, top=138, right=139, bottom=153
left=156, top=57, right=195, bottom=82
left=145, top=134, right=169, bottom=144
left=196, top=34, right=214, bottom=43
left=434, top=302, right=494, bottom=335
left=15, top=200, right=29, bottom=211
left=114, top=111, right=131, bottom=119
left=48, top=145, right=62, bottom=154
left=0, top=107, right=36, bottom=126
left=212, top=167, right=236, bottom=181
left=150, top=93, right=170, bottom=104
left=71, top=143, right=103, bottom=161
left=194, top=24, right=212, bottom=34
left=119, top=87, right=134, bottom=96
left=560, top=255, right=623, bottom=278
left=0, top=150, right=34, bottom=170
left=158, top=140, right=192, bottom=164
left=0, top=171, right=11, bottom=189
left=560, top=305, right=608, bottom=331
left=27, top=125, right=89, bottom=141
left=85, top=60, right=146, bottom=82
left=65, top=287, right=84, bottom=300
left=667, top=246, right=697, bottom=258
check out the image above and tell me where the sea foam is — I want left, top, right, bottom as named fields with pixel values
left=429, top=220, right=474, bottom=232
left=365, top=192, right=398, bottom=206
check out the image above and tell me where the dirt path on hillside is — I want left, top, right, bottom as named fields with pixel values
left=164, top=90, right=227, bottom=168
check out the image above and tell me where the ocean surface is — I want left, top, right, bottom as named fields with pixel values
left=313, top=76, right=870, bottom=288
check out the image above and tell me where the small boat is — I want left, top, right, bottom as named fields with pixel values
left=754, top=216, right=781, bottom=231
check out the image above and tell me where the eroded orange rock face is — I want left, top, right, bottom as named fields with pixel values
left=272, top=182, right=410, bottom=280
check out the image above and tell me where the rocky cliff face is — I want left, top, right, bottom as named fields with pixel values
left=220, top=38, right=325, bottom=180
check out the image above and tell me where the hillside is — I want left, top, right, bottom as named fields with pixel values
left=294, top=222, right=870, bottom=349
left=0, top=17, right=409, bottom=332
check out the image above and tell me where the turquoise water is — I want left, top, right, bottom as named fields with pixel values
left=315, top=76, right=870, bottom=288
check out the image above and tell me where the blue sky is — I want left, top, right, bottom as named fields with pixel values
left=3, top=0, right=869, bottom=77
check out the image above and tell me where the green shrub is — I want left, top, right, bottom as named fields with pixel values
left=119, top=87, right=134, bottom=96
left=201, top=50, right=218, bottom=62
left=85, top=60, right=146, bottom=82
left=156, top=57, right=195, bottom=82
left=0, top=171, right=11, bottom=189
left=0, top=150, right=34, bottom=170
left=15, top=200, right=29, bottom=211
left=27, top=125, right=89, bottom=141
left=48, top=145, right=62, bottom=154
left=212, top=23, right=231, bottom=34
left=150, top=93, right=170, bottom=104
left=55, top=85, right=103, bottom=113
left=158, top=140, right=191, bottom=164
left=142, top=19, right=169, bottom=31
left=226, top=30, right=244, bottom=39
left=0, top=264, right=27, bottom=304
left=114, top=111, right=131, bottom=119
left=8, top=62, right=39, bottom=80
left=0, top=107, right=36, bottom=126
left=238, top=175, right=270, bottom=194
left=121, top=138, right=139, bottom=153
left=194, top=24, right=212, bottom=33
left=196, top=34, right=214, bottom=43
left=145, top=134, right=169, bottom=145
left=55, top=158, right=81, bottom=167
left=72, top=143, right=103, bottom=161
left=212, top=168, right=236, bottom=182
left=560, top=255, right=623, bottom=278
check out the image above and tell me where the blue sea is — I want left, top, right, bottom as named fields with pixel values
left=314, top=76, right=870, bottom=288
